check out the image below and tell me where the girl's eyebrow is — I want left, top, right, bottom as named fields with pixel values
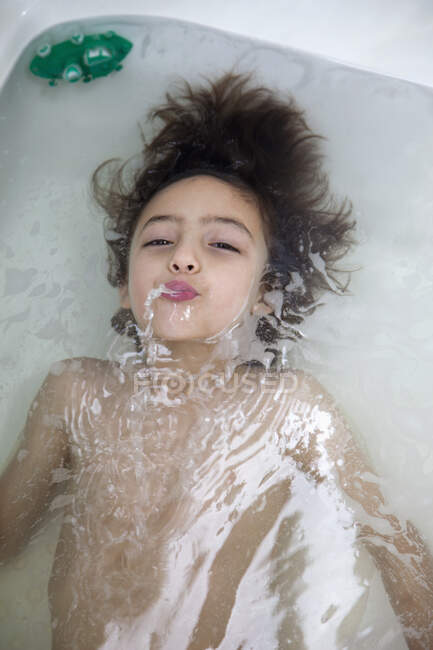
left=140, top=214, right=254, bottom=241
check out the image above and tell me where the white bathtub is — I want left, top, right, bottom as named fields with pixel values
left=1, top=2, right=432, bottom=649
left=2, top=0, right=433, bottom=90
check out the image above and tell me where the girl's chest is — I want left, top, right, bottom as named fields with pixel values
left=67, top=387, right=294, bottom=540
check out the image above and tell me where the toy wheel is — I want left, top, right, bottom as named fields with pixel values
left=71, top=34, right=84, bottom=45
left=36, top=43, right=51, bottom=58
left=63, top=63, right=83, bottom=83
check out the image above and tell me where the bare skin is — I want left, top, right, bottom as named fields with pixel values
left=2, top=355, right=433, bottom=649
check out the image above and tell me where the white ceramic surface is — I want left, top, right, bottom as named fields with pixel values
left=1, top=0, right=433, bottom=89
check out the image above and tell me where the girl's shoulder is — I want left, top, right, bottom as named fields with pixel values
left=48, top=356, right=125, bottom=402
left=248, top=366, right=327, bottom=405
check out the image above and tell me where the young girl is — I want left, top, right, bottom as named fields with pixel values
left=1, top=70, right=432, bottom=650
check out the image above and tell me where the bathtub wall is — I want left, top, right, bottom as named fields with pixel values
left=1, top=0, right=433, bottom=89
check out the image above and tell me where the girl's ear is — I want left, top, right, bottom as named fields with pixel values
left=118, top=284, right=131, bottom=309
left=251, top=284, right=274, bottom=317
left=251, top=290, right=273, bottom=316
left=251, top=301, right=273, bottom=316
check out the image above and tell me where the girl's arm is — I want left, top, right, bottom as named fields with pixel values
left=0, top=360, right=77, bottom=562
left=285, top=370, right=433, bottom=650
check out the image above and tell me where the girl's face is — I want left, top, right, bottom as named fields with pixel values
left=119, top=175, right=272, bottom=342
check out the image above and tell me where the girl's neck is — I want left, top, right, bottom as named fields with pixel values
left=143, top=339, right=238, bottom=378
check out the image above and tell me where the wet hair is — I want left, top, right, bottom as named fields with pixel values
left=91, top=69, right=356, bottom=366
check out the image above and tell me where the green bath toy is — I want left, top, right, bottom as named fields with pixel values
left=30, top=31, right=133, bottom=86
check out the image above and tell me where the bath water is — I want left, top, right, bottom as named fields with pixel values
left=1, top=15, right=432, bottom=650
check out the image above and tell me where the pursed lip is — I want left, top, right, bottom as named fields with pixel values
left=161, top=280, right=199, bottom=300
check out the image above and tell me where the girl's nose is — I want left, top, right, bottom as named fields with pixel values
left=168, top=244, right=200, bottom=274
left=169, top=260, right=197, bottom=273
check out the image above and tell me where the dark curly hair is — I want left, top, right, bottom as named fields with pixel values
left=91, top=69, right=356, bottom=366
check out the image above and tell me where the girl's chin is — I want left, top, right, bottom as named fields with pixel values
left=139, top=327, right=227, bottom=344
left=137, top=324, right=211, bottom=341
left=133, top=310, right=240, bottom=341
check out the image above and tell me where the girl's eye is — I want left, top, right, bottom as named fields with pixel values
left=211, top=242, right=240, bottom=253
left=143, top=239, right=171, bottom=246
left=143, top=240, right=240, bottom=253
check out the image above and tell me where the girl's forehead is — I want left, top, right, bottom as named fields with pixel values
left=135, top=175, right=267, bottom=238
